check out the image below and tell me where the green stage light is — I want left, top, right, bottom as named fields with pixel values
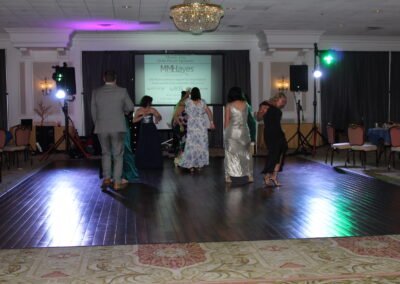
left=321, top=50, right=336, bottom=66
left=52, top=64, right=76, bottom=95
left=323, top=54, right=334, bottom=65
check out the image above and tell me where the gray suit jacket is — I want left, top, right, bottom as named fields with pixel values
left=91, top=84, right=134, bottom=134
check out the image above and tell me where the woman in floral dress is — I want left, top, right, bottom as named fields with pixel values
left=174, top=87, right=215, bottom=172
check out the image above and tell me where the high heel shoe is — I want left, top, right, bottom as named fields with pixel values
left=270, top=177, right=282, bottom=186
left=264, top=176, right=274, bottom=187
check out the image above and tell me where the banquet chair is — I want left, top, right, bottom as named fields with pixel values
left=0, top=129, right=6, bottom=182
left=346, top=124, right=378, bottom=169
left=388, top=126, right=400, bottom=170
left=4, top=126, right=32, bottom=168
left=325, top=124, right=351, bottom=165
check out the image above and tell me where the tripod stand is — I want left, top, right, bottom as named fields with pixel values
left=304, top=43, right=327, bottom=155
left=287, top=92, right=312, bottom=155
left=39, top=99, right=90, bottom=161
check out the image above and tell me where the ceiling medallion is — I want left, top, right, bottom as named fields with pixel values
left=170, top=0, right=224, bottom=35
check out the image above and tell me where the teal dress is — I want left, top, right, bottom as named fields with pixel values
left=247, top=103, right=257, bottom=142
left=122, top=115, right=140, bottom=181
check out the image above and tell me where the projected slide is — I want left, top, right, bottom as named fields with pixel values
left=135, top=54, right=222, bottom=105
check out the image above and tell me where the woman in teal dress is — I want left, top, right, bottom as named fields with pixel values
left=121, top=112, right=140, bottom=183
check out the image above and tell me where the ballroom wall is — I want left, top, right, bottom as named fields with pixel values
left=1, top=30, right=400, bottom=135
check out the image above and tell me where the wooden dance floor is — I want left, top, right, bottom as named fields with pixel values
left=1, top=157, right=400, bottom=249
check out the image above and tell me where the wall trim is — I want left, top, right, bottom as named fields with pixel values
left=4, top=28, right=73, bottom=49
left=320, top=35, right=400, bottom=51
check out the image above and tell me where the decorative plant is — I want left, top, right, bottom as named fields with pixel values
left=34, top=101, right=53, bottom=126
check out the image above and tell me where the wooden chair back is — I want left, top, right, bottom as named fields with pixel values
left=348, top=124, right=365, bottom=146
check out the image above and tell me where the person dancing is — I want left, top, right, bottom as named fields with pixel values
left=134, top=95, right=163, bottom=169
left=91, top=70, right=134, bottom=190
left=224, top=87, right=254, bottom=183
left=172, top=90, right=190, bottom=164
left=174, top=87, right=215, bottom=172
left=256, top=92, right=288, bottom=187
left=121, top=112, right=140, bottom=184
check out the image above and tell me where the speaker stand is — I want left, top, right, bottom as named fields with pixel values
left=287, top=93, right=312, bottom=156
left=39, top=100, right=89, bottom=161
left=304, top=43, right=328, bottom=155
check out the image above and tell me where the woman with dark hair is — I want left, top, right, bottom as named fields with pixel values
left=174, top=87, right=215, bottom=172
left=256, top=92, right=288, bottom=186
left=224, top=87, right=253, bottom=183
left=133, top=95, right=163, bottom=169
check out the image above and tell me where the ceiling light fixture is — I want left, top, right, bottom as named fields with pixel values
left=122, top=5, right=131, bottom=9
left=170, top=0, right=224, bottom=35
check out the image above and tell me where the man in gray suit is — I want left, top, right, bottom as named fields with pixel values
left=91, top=70, right=134, bottom=190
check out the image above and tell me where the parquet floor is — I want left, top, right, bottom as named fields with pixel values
left=1, top=157, right=400, bottom=249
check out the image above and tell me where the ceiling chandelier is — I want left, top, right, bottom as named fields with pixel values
left=170, top=0, right=224, bottom=35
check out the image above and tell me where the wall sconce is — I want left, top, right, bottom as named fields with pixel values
left=276, top=76, right=289, bottom=92
left=40, top=77, right=53, bottom=96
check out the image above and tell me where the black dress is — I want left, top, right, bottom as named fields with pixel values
left=135, top=114, right=163, bottom=169
left=261, top=101, right=288, bottom=174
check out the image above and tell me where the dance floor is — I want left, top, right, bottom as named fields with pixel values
left=1, top=157, right=400, bottom=249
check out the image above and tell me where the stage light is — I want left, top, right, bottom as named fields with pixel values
left=323, top=54, right=334, bottom=65
left=52, top=63, right=76, bottom=95
left=55, top=89, right=66, bottom=99
left=313, top=70, right=322, bottom=78
left=55, top=72, right=63, bottom=82
left=321, top=50, right=337, bottom=66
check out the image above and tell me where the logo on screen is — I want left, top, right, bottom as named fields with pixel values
left=160, top=65, right=194, bottom=73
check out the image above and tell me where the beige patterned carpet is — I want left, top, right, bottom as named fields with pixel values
left=1, top=235, right=400, bottom=283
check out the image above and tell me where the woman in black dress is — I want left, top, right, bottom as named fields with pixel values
left=256, top=93, right=288, bottom=187
left=134, top=96, right=163, bottom=169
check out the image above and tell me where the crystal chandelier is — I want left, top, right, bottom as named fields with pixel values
left=170, top=0, right=224, bottom=35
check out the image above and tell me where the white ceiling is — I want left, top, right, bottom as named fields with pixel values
left=0, top=0, right=400, bottom=36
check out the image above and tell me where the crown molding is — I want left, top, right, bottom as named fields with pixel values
left=0, top=33, right=10, bottom=46
left=73, top=31, right=257, bottom=42
left=0, top=33, right=9, bottom=39
left=71, top=31, right=261, bottom=51
left=320, top=35, right=400, bottom=51
left=4, top=28, right=73, bottom=49
left=262, top=30, right=325, bottom=49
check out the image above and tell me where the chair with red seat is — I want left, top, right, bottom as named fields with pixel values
left=4, top=126, right=32, bottom=168
left=347, top=124, right=378, bottom=169
left=325, top=124, right=351, bottom=166
left=388, top=125, right=400, bottom=170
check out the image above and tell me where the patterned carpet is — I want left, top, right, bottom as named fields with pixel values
left=1, top=235, right=400, bottom=283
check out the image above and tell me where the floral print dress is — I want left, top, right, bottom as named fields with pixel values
left=178, top=99, right=209, bottom=169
